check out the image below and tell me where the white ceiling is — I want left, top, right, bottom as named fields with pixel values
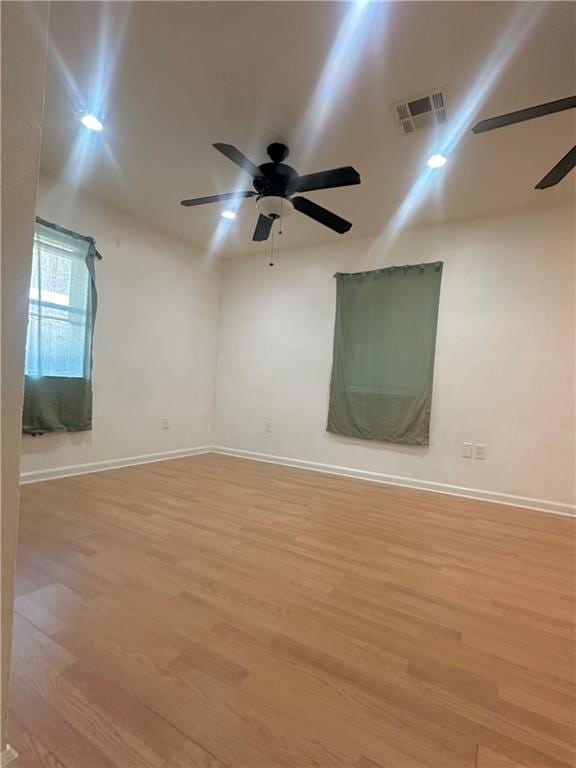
left=40, top=2, right=575, bottom=255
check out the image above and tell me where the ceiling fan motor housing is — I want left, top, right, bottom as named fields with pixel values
left=181, top=141, right=362, bottom=240
left=256, top=195, right=293, bottom=220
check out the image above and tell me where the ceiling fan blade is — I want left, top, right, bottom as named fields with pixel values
left=292, top=196, right=352, bottom=234
left=291, top=166, right=361, bottom=194
left=180, top=191, right=256, bottom=207
left=472, top=95, right=576, bottom=134
left=213, top=143, right=261, bottom=177
left=253, top=214, right=274, bottom=241
left=535, top=145, right=576, bottom=189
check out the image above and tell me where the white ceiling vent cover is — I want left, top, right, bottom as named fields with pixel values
left=394, top=90, right=448, bottom=135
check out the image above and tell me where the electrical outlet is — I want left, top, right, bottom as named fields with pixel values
left=461, top=442, right=473, bottom=459
left=474, top=444, right=486, bottom=460
left=162, top=416, right=170, bottom=430
left=264, top=419, right=273, bottom=433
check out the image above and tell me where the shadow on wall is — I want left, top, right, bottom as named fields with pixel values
left=327, top=432, right=430, bottom=459
left=21, top=431, right=93, bottom=457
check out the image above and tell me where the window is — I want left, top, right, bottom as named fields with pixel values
left=327, top=262, right=443, bottom=445
left=22, top=218, right=100, bottom=435
left=26, top=223, right=92, bottom=378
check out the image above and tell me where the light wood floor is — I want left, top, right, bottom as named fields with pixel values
left=10, top=454, right=576, bottom=768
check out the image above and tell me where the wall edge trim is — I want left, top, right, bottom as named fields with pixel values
left=19, top=446, right=211, bottom=484
left=19, top=444, right=575, bottom=517
left=212, top=445, right=576, bottom=517
left=0, top=745, right=18, bottom=767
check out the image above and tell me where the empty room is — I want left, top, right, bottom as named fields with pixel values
left=1, top=1, right=575, bottom=767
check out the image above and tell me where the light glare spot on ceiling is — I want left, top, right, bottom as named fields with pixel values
left=427, top=154, right=447, bottom=169
left=221, top=210, right=236, bottom=220
left=386, top=3, right=545, bottom=239
left=81, top=113, right=103, bottom=132
left=296, top=0, right=383, bottom=168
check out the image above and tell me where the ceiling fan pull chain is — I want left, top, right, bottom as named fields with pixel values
left=180, top=142, right=361, bottom=241
left=269, top=221, right=275, bottom=267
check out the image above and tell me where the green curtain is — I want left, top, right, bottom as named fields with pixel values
left=22, top=217, right=100, bottom=435
left=327, top=262, right=443, bottom=446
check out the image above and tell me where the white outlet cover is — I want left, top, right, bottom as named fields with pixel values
left=474, top=444, right=486, bottom=460
left=461, top=442, right=473, bottom=458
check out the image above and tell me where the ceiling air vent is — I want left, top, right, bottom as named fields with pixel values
left=394, top=90, right=448, bottom=136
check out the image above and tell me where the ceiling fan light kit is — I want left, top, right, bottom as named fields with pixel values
left=256, top=195, right=293, bottom=221
left=180, top=142, right=361, bottom=242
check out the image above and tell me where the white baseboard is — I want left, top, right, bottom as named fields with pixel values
left=18, top=443, right=575, bottom=517
left=212, top=445, right=576, bottom=518
left=19, top=446, right=211, bottom=485
left=1, top=745, right=18, bottom=767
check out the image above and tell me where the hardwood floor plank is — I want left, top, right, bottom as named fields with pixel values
left=160, top=738, right=229, bottom=768
left=476, top=744, right=527, bottom=767
left=242, top=656, right=477, bottom=767
left=62, top=663, right=188, bottom=763
left=268, top=632, right=574, bottom=767
left=8, top=721, right=68, bottom=768
left=12, top=617, right=169, bottom=768
left=10, top=454, right=576, bottom=768
left=10, top=670, right=117, bottom=768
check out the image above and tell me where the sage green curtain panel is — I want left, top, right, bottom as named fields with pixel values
left=22, top=217, right=100, bottom=435
left=23, top=377, right=94, bottom=434
left=327, top=262, right=443, bottom=445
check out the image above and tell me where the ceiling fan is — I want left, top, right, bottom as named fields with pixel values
left=472, top=95, right=576, bottom=189
left=180, top=142, right=361, bottom=241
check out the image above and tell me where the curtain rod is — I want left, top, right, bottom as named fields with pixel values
left=334, top=261, right=442, bottom=278
left=35, top=216, right=103, bottom=260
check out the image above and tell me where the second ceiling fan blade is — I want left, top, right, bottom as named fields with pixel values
left=253, top=214, right=274, bottom=241
left=213, top=143, right=261, bottom=177
left=180, top=191, right=256, bottom=207
left=292, top=196, right=352, bottom=234
left=535, top=145, right=576, bottom=189
left=291, top=166, right=361, bottom=194
left=472, top=95, right=576, bottom=133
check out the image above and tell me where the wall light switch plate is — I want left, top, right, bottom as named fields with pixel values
left=474, top=444, right=486, bottom=460
left=162, top=417, right=170, bottom=430
left=264, top=419, right=273, bottom=433
left=461, top=442, right=473, bottom=458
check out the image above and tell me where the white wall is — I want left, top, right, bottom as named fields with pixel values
left=213, top=206, right=575, bottom=510
left=20, top=176, right=221, bottom=475
left=1, top=2, right=49, bottom=750
left=20, top=196, right=575, bottom=512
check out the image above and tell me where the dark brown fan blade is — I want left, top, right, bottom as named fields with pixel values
left=213, top=143, right=261, bottom=176
left=290, top=166, right=360, bottom=194
left=180, top=191, right=256, bottom=207
left=472, top=96, right=576, bottom=134
left=535, top=145, right=576, bottom=189
left=253, top=214, right=273, bottom=241
left=292, top=196, right=352, bottom=234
